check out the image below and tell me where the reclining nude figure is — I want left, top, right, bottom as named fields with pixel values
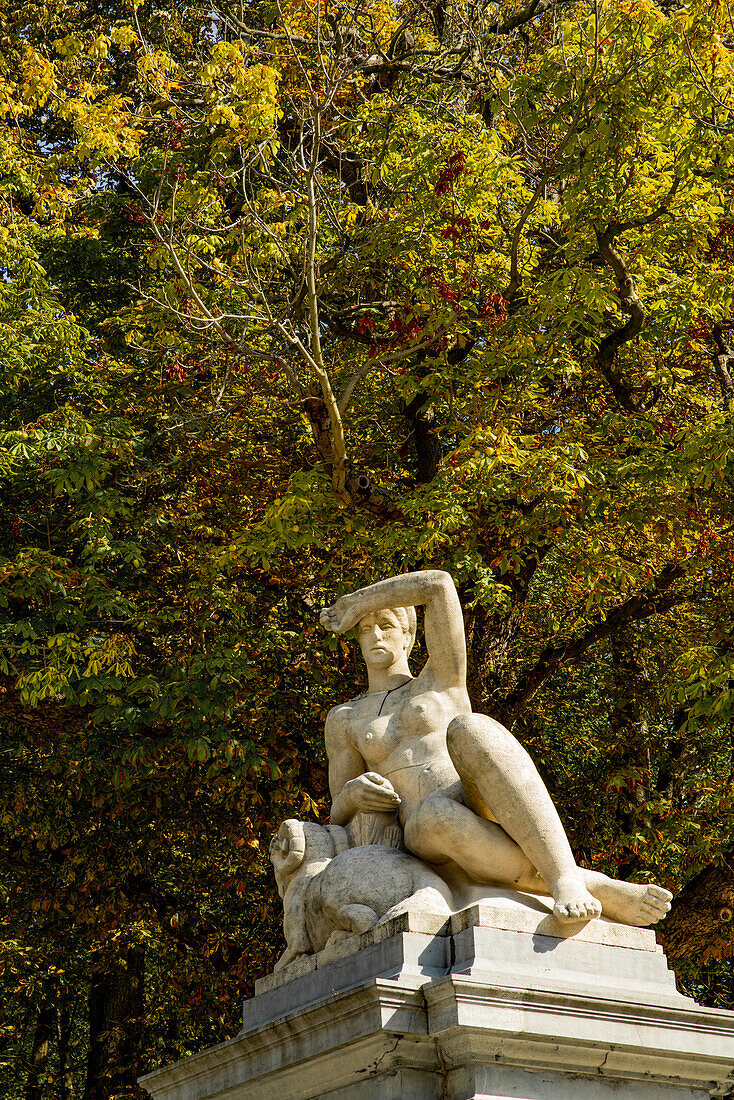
left=320, top=570, right=672, bottom=926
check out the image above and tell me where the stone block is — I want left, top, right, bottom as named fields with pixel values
left=244, top=923, right=448, bottom=1033
left=450, top=893, right=662, bottom=951
left=140, top=903, right=734, bottom=1100
left=254, top=907, right=451, bottom=997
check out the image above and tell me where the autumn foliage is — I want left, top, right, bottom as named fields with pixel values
left=3, top=0, right=734, bottom=1093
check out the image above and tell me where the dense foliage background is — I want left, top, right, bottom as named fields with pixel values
left=2, top=0, right=734, bottom=1093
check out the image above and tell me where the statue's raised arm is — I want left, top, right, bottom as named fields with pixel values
left=319, top=569, right=466, bottom=689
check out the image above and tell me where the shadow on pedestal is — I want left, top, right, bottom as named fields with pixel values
left=139, top=890, right=734, bottom=1100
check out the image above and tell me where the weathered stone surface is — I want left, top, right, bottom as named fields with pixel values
left=256, top=888, right=661, bottom=1000
left=140, top=982, right=441, bottom=1100
left=139, top=902, right=734, bottom=1100
left=450, top=891, right=662, bottom=950
left=245, top=923, right=448, bottom=1032
left=270, top=818, right=452, bottom=972
left=255, top=908, right=452, bottom=996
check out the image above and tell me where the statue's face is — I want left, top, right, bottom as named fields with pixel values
left=357, top=610, right=409, bottom=670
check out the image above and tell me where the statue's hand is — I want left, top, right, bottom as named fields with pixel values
left=344, top=772, right=401, bottom=814
left=319, top=594, right=362, bottom=635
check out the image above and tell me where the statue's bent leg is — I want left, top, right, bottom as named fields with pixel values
left=401, top=792, right=672, bottom=927
left=335, top=903, right=379, bottom=934
left=403, top=794, right=536, bottom=887
left=446, top=714, right=602, bottom=923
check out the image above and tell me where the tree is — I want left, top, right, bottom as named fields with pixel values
left=2, top=0, right=734, bottom=1093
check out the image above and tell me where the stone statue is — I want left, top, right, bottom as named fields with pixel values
left=270, top=818, right=452, bottom=970
left=145, top=577, right=734, bottom=1100
left=319, top=570, right=672, bottom=927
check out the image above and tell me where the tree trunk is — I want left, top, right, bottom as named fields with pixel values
left=24, top=987, right=56, bottom=1100
left=609, top=626, right=650, bottom=879
left=655, top=707, right=686, bottom=798
left=662, top=851, right=734, bottom=964
left=662, top=698, right=734, bottom=965
left=404, top=390, right=441, bottom=484
left=58, top=987, right=76, bottom=1100
left=84, top=947, right=145, bottom=1100
left=463, top=598, right=490, bottom=714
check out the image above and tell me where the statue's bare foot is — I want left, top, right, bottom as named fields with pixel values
left=551, top=873, right=603, bottom=923
left=586, top=874, right=672, bottom=926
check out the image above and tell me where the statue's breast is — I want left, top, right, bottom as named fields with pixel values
left=353, top=712, right=396, bottom=765
left=400, top=690, right=450, bottom=738
left=353, top=689, right=461, bottom=769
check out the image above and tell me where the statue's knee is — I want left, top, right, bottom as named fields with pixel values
left=447, top=713, right=510, bottom=770
left=447, top=713, right=484, bottom=761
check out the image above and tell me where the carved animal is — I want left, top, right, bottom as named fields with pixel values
left=270, top=818, right=453, bottom=971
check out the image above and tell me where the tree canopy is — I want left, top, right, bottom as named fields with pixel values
left=2, top=0, right=734, bottom=1094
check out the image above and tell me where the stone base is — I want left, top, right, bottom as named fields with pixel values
left=139, top=892, right=734, bottom=1099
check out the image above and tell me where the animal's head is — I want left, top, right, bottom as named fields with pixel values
left=269, top=819, right=349, bottom=897
left=270, top=820, right=306, bottom=896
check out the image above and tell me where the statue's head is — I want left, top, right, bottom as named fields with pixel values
left=356, top=606, right=417, bottom=670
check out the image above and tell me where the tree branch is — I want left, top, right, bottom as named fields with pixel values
left=593, top=228, right=645, bottom=411
left=497, top=563, right=687, bottom=725
left=712, top=323, right=734, bottom=406
left=592, top=180, right=679, bottom=410
left=488, top=0, right=553, bottom=34
left=301, top=110, right=350, bottom=503
left=505, top=97, right=585, bottom=301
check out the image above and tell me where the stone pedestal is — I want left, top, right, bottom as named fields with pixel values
left=140, top=892, right=734, bottom=1099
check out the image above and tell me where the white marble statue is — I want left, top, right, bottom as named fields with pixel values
left=319, top=570, right=672, bottom=927
left=270, top=818, right=452, bottom=969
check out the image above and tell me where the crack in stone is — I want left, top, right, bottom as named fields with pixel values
left=358, top=1035, right=401, bottom=1079
left=597, top=1049, right=611, bottom=1075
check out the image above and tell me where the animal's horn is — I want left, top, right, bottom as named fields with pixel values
left=270, top=819, right=306, bottom=876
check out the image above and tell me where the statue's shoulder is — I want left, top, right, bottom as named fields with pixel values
left=325, top=694, right=364, bottom=744
left=328, top=690, right=366, bottom=713
left=325, top=697, right=355, bottom=725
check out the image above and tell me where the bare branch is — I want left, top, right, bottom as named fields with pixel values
left=336, top=335, right=445, bottom=414
left=682, top=29, right=734, bottom=113
left=302, top=110, right=350, bottom=502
